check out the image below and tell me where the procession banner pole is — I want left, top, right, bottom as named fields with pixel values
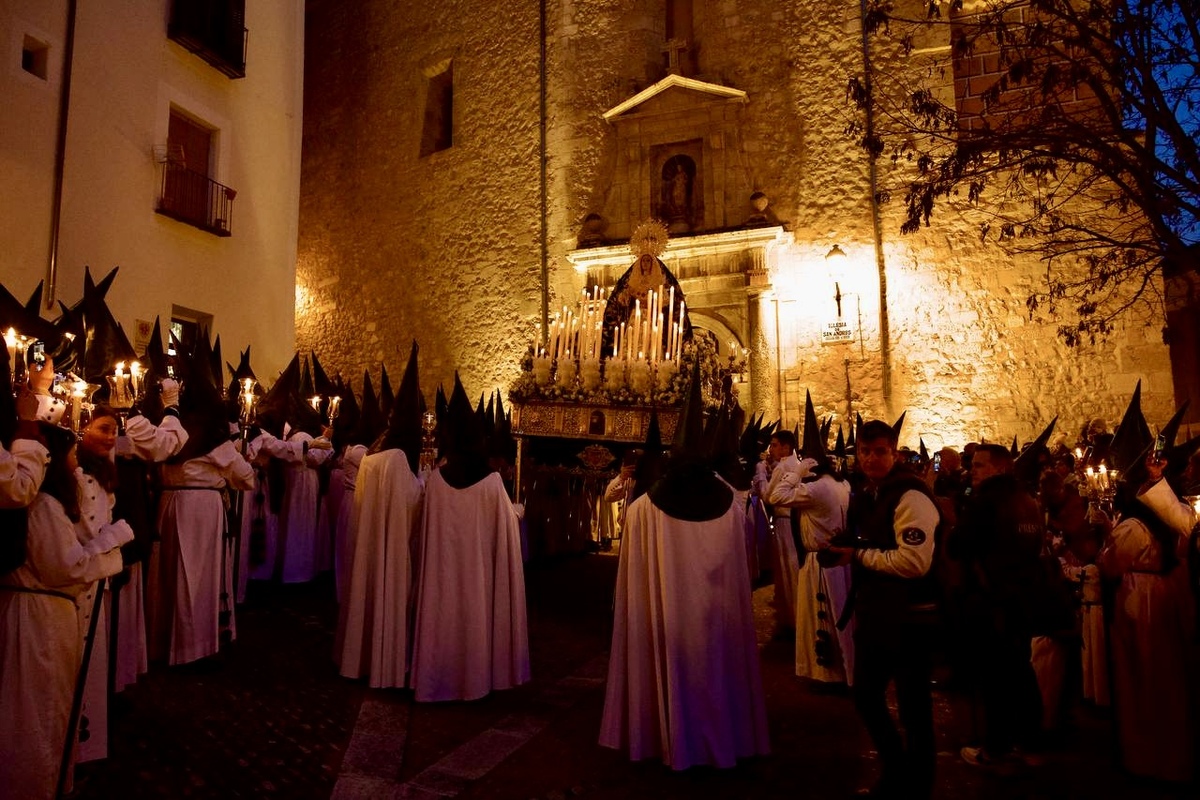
left=56, top=576, right=107, bottom=800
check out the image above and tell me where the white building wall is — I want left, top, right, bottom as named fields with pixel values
left=0, top=0, right=302, bottom=378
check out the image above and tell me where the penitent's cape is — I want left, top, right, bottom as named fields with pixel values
left=599, top=492, right=771, bottom=769
left=335, top=448, right=424, bottom=688
left=408, top=469, right=529, bottom=701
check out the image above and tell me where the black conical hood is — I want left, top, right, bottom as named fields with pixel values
left=299, top=355, right=315, bottom=400
left=0, top=282, right=65, bottom=361
left=440, top=373, right=490, bottom=488
left=892, top=411, right=906, bottom=443
left=353, top=371, right=385, bottom=445
left=1009, top=436, right=1020, bottom=458
left=1013, top=417, right=1057, bottom=488
left=256, top=353, right=301, bottom=436
left=380, top=340, right=423, bottom=472
left=1167, top=434, right=1200, bottom=487
left=801, top=390, right=829, bottom=468
left=671, top=360, right=708, bottom=461
left=232, top=346, right=256, bottom=382
left=834, top=426, right=846, bottom=459
left=311, top=351, right=336, bottom=397
left=435, top=384, right=448, bottom=425
left=210, top=335, right=224, bottom=389
left=1108, top=380, right=1153, bottom=473
left=23, top=282, right=43, bottom=314
left=142, top=317, right=169, bottom=378
left=379, top=365, right=394, bottom=420
left=1158, top=401, right=1190, bottom=451
left=330, top=375, right=362, bottom=450
left=713, top=404, right=750, bottom=490
left=632, top=411, right=665, bottom=502
left=739, top=411, right=762, bottom=466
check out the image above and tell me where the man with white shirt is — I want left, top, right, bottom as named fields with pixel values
left=825, top=419, right=941, bottom=799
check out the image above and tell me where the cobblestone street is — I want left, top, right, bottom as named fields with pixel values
left=74, top=554, right=1192, bottom=799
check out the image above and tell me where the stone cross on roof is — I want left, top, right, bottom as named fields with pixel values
left=663, top=38, right=688, bottom=75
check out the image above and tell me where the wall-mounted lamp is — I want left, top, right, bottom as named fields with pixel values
left=826, top=245, right=847, bottom=316
left=825, top=244, right=847, bottom=261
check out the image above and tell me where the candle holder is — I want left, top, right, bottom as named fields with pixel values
left=419, top=410, right=438, bottom=473
left=555, top=358, right=578, bottom=390
left=654, top=359, right=677, bottom=393
left=1083, top=462, right=1119, bottom=516
left=4, top=328, right=35, bottom=390
left=60, top=373, right=101, bottom=434
left=628, top=360, right=651, bottom=397
left=107, top=362, right=136, bottom=410
left=239, top=378, right=258, bottom=426
left=532, top=355, right=552, bottom=388
left=579, top=357, right=602, bottom=393
left=604, top=359, right=626, bottom=392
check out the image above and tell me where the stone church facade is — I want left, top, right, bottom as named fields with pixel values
left=296, top=0, right=1179, bottom=448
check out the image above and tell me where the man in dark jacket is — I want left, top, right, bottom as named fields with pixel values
left=951, top=443, right=1045, bottom=770
left=825, top=420, right=941, bottom=798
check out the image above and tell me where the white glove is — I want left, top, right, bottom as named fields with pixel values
left=160, top=378, right=181, bottom=408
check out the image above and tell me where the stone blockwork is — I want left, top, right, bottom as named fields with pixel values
left=297, top=0, right=1176, bottom=447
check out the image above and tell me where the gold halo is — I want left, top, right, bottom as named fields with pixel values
left=629, top=219, right=669, bottom=259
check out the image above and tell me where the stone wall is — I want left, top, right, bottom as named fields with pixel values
left=297, top=0, right=1176, bottom=448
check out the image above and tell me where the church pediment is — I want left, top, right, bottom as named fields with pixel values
left=602, top=74, right=747, bottom=122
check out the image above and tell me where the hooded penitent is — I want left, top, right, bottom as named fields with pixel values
left=172, top=329, right=233, bottom=462
left=1107, top=380, right=1155, bottom=484
left=439, top=373, right=491, bottom=489
left=377, top=341, right=424, bottom=473
left=58, top=267, right=139, bottom=391
left=353, top=371, right=386, bottom=448
left=1013, top=417, right=1057, bottom=490
left=801, top=390, right=830, bottom=472
left=330, top=374, right=362, bottom=453
left=648, top=361, right=732, bottom=521
left=378, top=365, right=394, bottom=422
left=712, top=403, right=751, bottom=491
left=632, top=411, right=666, bottom=503
left=0, top=281, right=69, bottom=367
left=256, top=353, right=302, bottom=438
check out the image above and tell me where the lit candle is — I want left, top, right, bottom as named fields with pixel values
left=1098, top=463, right=1108, bottom=491
left=130, top=361, right=144, bottom=398
left=309, top=395, right=322, bottom=412
left=5, top=328, right=18, bottom=384
left=665, top=286, right=675, bottom=362
left=329, top=396, right=342, bottom=421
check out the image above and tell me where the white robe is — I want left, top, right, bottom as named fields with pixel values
left=409, top=470, right=529, bottom=702
left=151, top=441, right=254, bottom=665
left=0, top=438, right=49, bottom=508
left=1076, top=563, right=1109, bottom=705
left=334, top=444, right=368, bottom=602
left=0, top=494, right=124, bottom=800
left=335, top=448, right=422, bottom=687
left=261, top=432, right=333, bottom=583
left=770, top=473, right=854, bottom=684
left=765, top=455, right=814, bottom=629
left=1099, top=512, right=1195, bottom=783
left=106, top=415, right=189, bottom=691
left=599, top=493, right=771, bottom=769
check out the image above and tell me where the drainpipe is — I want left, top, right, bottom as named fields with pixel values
left=45, top=0, right=79, bottom=310
left=538, top=0, right=549, bottom=342
left=858, top=0, right=892, bottom=415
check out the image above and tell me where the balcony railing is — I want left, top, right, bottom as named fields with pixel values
left=167, top=0, right=248, bottom=79
left=156, top=161, right=235, bottom=237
